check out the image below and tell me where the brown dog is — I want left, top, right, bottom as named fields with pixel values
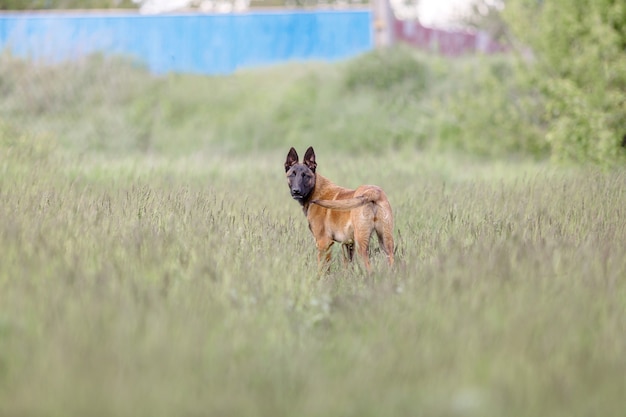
left=284, top=146, right=394, bottom=271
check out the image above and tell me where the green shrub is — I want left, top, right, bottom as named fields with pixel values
left=504, top=0, right=626, bottom=164
left=0, top=48, right=554, bottom=159
left=431, top=55, right=547, bottom=157
left=343, top=45, right=430, bottom=96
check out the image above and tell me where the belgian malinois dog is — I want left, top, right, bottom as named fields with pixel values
left=284, top=146, right=394, bottom=271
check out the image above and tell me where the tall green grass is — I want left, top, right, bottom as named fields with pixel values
left=1, top=52, right=626, bottom=416
left=2, top=128, right=626, bottom=416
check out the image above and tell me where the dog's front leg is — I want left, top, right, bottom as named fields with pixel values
left=316, top=239, right=334, bottom=273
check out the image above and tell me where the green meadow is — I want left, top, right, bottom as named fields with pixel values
left=1, top=49, right=625, bottom=416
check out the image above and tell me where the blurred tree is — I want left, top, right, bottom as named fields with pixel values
left=463, top=0, right=508, bottom=41
left=503, top=0, right=626, bottom=163
left=0, top=0, right=137, bottom=9
left=389, top=0, right=419, bottom=20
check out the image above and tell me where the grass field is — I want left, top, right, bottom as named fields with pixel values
left=1, top=51, right=626, bottom=416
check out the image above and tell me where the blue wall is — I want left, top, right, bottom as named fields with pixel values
left=0, top=11, right=373, bottom=74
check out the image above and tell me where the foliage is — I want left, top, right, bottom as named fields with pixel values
left=425, top=54, right=547, bottom=156
left=343, top=45, right=429, bottom=95
left=462, top=0, right=508, bottom=42
left=503, top=0, right=626, bottom=164
left=0, top=49, right=549, bottom=158
left=0, top=0, right=137, bottom=9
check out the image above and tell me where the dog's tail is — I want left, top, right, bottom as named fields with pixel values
left=312, top=197, right=368, bottom=210
left=312, top=189, right=381, bottom=211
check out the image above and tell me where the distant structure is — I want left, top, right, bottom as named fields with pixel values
left=374, top=0, right=506, bottom=55
left=392, top=18, right=506, bottom=55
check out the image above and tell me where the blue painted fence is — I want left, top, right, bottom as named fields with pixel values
left=0, top=10, right=373, bottom=74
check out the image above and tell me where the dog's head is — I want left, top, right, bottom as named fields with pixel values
left=285, top=146, right=317, bottom=204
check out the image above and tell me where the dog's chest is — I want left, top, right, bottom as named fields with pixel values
left=306, top=203, right=354, bottom=244
left=330, top=219, right=354, bottom=243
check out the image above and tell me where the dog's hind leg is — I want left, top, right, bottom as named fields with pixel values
left=354, top=234, right=372, bottom=272
left=376, top=229, right=394, bottom=267
left=353, top=223, right=373, bottom=272
left=375, top=206, right=395, bottom=267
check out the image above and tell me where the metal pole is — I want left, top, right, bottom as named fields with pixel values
left=373, top=0, right=394, bottom=48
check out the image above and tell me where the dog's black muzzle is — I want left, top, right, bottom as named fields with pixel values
left=291, top=189, right=305, bottom=201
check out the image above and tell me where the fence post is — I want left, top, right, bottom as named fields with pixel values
left=372, top=0, right=394, bottom=48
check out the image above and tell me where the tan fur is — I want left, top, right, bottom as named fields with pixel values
left=285, top=147, right=394, bottom=272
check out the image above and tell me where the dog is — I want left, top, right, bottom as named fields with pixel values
left=284, top=146, right=394, bottom=271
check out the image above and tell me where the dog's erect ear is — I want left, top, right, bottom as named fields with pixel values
left=303, top=146, right=316, bottom=173
left=285, top=147, right=299, bottom=172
